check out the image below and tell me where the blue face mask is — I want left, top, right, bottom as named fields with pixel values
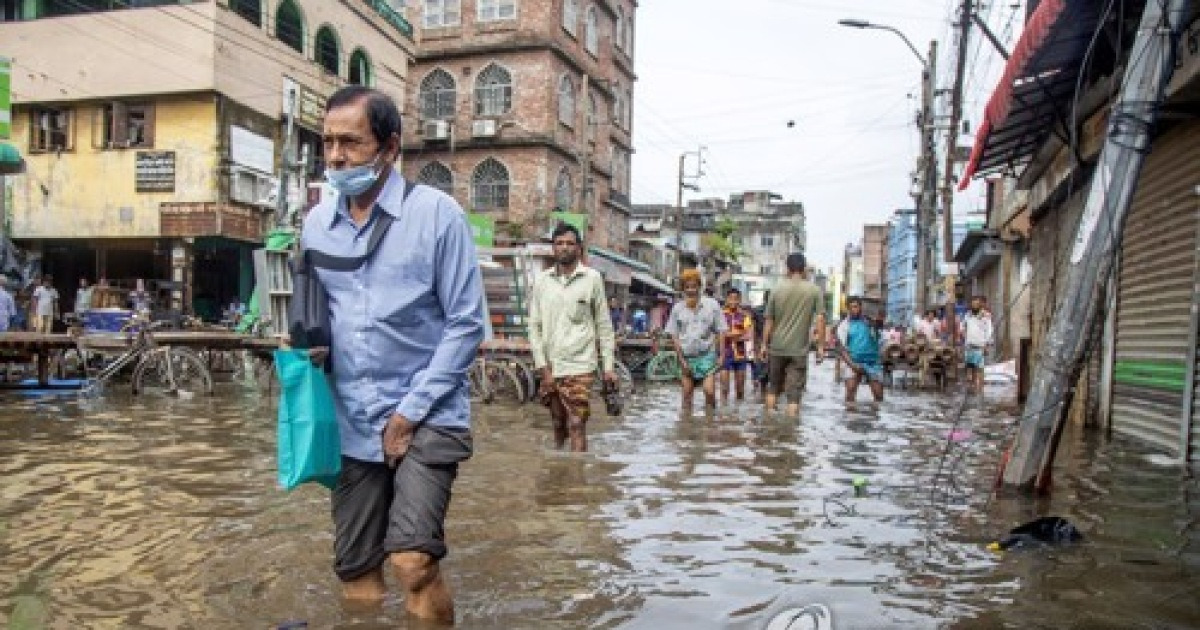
left=325, top=152, right=384, bottom=197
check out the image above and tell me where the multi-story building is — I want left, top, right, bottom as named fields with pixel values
left=887, top=209, right=918, bottom=326
left=403, top=0, right=637, bottom=253
left=727, top=190, right=805, bottom=305
left=2, top=0, right=415, bottom=317
left=843, top=242, right=864, bottom=301
left=862, top=223, right=888, bottom=309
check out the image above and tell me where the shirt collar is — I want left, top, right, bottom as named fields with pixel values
left=328, top=167, right=404, bottom=229
left=551, top=263, right=589, bottom=281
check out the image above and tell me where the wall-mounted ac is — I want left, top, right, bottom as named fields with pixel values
left=472, top=119, right=498, bottom=138
left=230, top=168, right=274, bottom=207
left=423, top=120, right=450, bottom=141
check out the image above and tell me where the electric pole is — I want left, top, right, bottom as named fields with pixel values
left=669, top=146, right=704, bottom=272
left=915, top=39, right=938, bottom=315
left=275, top=86, right=298, bottom=230
left=941, top=0, right=972, bottom=337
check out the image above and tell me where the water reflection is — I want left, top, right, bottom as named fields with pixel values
left=0, top=366, right=1196, bottom=628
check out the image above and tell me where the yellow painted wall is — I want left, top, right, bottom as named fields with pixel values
left=9, top=94, right=219, bottom=239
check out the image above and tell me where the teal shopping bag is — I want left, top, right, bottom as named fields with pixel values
left=275, top=349, right=341, bottom=490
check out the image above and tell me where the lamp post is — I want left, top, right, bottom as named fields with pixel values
left=839, top=19, right=937, bottom=315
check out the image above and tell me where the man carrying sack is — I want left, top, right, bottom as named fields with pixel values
left=296, top=86, right=485, bottom=624
left=527, top=223, right=618, bottom=453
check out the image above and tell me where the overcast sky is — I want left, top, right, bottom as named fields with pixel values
left=630, top=0, right=1024, bottom=270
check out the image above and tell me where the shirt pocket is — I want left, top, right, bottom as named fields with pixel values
left=569, top=297, right=592, bottom=324
left=375, top=258, right=435, bottom=327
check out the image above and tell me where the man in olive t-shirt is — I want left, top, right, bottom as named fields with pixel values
left=762, top=253, right=826, bottom=415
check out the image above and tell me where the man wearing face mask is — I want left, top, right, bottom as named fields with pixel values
left=301, top=86, right=485, bottom=624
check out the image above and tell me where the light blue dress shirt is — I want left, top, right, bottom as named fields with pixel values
left=300, top=171, right=486, bottom=463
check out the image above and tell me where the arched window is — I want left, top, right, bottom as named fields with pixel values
left=614, top=6, right=624, bottom=51
left=419, top=68, right=456, bottom=120
left=314, top=25, right=340, bottom=75
left=348, top=49, right=372, bottom=86
left=230, top=0, right=261, bottom=27
left=472, top=158, right=510, bottom=210
left=275, top=0, right=304, bottom=54
left=475, top=63, right=512, bottom=116
left=557, top=75, right=575, bottom=127
left=583, top=5, right=598, bottom=55
left=561, top=0, right=578, bottom=34
left=418, top=161, right=454, bottom=195
left=584, top=91, right=597, bottom=142
left=554, top=168, right=572, bottom=210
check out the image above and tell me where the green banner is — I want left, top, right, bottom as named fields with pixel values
left=0, top=57, right=10, bottom=139
left=551, top=211, right=588, bottom=235
left=467, top=213, right=495, bottom=248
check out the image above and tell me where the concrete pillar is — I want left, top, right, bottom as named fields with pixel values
left=170, top=238, right=194, bottom=314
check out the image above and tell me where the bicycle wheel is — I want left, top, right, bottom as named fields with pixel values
left=468, top=360, right=494, bottom=404
left=50, top=348, right=87, bottom=380
left=484, top=362, right=525, bottom=405
left=493, top=354, right=537, bottom=403
left=645, top=352, right=681, bottom=382
left=133, top=347, right=214, bottom=397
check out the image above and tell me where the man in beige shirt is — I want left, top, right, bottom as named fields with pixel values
left=528, top=224, right=617, bottom=452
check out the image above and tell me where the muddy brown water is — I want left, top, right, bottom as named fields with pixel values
left=1, top=365, right=1197, bottom=629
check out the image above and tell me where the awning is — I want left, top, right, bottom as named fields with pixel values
left=958, top=0, right=1113, bottom=188
left=631, top=271, right=676, bottom=296
left=588, top=246, right=651, bottom=273
left=0, top=142, right=24, bottom=175
left=953, top=229, right=1005, bottom=277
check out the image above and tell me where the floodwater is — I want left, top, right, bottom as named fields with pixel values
left=1, top=364, right=1198, bottom=629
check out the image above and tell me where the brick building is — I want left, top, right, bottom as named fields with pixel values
left=401, top=0, right=636, bottom=252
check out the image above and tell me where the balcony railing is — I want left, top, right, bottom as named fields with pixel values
left=364, top=0, right=414, bottom=39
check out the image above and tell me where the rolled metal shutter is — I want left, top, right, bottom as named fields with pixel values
left=1111, top=121, right=1200, bottom=457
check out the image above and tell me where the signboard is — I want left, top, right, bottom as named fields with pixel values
left=282, top=78, right=328, bottom=131
left=230, top=125, right=275, bottom=174
left=135, top=151, right=176, bottom=193
left=467, top=213, right=496, bottom=248
left=0, top=57, right=10, bottom=139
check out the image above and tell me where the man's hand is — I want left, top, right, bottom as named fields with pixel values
left=308, top=346, right=330, bottom=367
left=815, top=348, right=825, bottom=364
left=540, top=366, right=556, bottom=396
left=382, top=413, right=416, bottom=468
left=603, top=370, right=618, bottom=391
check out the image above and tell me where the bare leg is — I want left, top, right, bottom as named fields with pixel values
left=734, top=368, right=746, bottom=401
left=390, top=551, right=454, bottom=624
left=702, top=373, right=717, bottom=409
left=869, top=380, right=884, bottom=402
left=681, top=374, right=696, bottom=414
left=568, top=401, right=588, bottom=453
left=548, top=392, right=569, bottom=449
left=718, top=369, right=730, bottom=405
left=845, top=374, right=861, bottom=404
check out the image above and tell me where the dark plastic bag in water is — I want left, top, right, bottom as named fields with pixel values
left=275, top=349, right=340, bottom=491
left=991, top=516, right=1083, bottom=551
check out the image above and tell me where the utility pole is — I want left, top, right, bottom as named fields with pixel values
left=670, top=146, right=704, bottom=270
left=914, top=39, right=938, bottom=315
left=941, top=0, right=972, bottom=337
left=275, top=86, right=298, bottom=230
left=577, top=74, right=591, bottom=217
left=1003, top=0, right=1191, bottom=489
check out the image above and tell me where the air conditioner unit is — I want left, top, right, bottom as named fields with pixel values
left=231, top=169, right=274, bottom=207
left=472, top=119, right=498, bottom=138
left=422, top=120, right=450, bottom=141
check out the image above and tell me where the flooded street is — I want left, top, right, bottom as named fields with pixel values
left=2, top=363, right=1198, bottom=629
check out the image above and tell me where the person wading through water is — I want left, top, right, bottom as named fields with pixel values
left=665, top=269, right=727, bottom=413
left=528, top=223, right=618, bottom=452
left=761, top=253, right=826, bottom=416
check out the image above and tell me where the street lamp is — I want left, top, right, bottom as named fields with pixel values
left=839, top=17, right=938, bottom=315
left=837, top=19, right=927, bottom=67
